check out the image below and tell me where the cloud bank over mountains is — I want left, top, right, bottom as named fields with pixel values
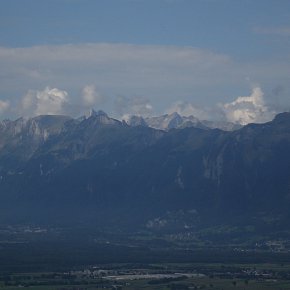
left=0, top=43, right=287, bottom=124
left=0, top=83, right=277, bottom=126
left=114, top=95, right=153, bottom=121
left=0, top=100, right=10, bottom=114
left=81, top=85, right=105, bottom=108
left=221, top=87, right=275, bottom=125
left=166, top=101, right=210, bottom=121
left=163, top=86, right=276, bottom=124
left=22, top=87, right=69, bottom=116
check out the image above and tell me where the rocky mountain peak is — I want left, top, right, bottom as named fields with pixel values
left=126, top=115, right=147, bottom=127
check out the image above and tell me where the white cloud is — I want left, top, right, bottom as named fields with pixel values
left=221, top=87, right=275, bottom=125
left=22, top=90, right=35, bottom=111
left=114, top=95, right=153, bottom=119
left=0, top=100, right=10, bottom=113
left=166, top=101, right=209, bottom=120
left=22, top=87, right=69, bottom=116
left=0, top=43, right=289, bottom=119
left=0, top=43, right=234, bottom=113
left=81, top=85, right=104, bottom=107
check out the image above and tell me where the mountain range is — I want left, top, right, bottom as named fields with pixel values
left=0, top=110, right=290, bottom=237
left=127, top=112, right=242, bottom=131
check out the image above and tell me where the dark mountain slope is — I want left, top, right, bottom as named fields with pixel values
left=0, top=112, right=290, bottom=232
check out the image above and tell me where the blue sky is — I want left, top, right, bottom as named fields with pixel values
left=1, top=0, right=289, bottom=58
left=0, top=0, right=289, bottom=124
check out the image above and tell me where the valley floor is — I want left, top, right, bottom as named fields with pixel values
left=1, top=262, right=290, bottom=290
left=1, top=225, right=290, bottom=289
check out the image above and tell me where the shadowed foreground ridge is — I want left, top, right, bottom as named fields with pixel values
left=0, top=111, right=290, bottom=234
